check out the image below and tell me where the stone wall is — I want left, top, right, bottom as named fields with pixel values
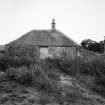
left=5, top=44, right=77, bottom=60
left=5, top=45, right=39, bottom=59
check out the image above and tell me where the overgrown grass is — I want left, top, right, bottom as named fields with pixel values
left=0, top=53, right=105, bottom=98
left=45, top=55, right=105, bottom=97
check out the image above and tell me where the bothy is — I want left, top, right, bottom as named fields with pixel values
left=5, top=19, right=79, bottom=60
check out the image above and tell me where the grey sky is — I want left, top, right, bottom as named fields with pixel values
left=0, top=0, right=105, bottom=44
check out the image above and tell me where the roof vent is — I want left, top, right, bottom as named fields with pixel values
left=51, top=19, right=56, bottom=31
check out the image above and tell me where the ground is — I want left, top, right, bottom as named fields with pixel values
left=0, top=74, right=105, bottom=105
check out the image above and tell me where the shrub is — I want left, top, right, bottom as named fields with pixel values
left=0, top=55, right=38, bottom=72
left=6, top=66, right=32, bottom=85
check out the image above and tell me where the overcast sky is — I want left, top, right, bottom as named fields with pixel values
left=0, top=0, right=105, bottom=45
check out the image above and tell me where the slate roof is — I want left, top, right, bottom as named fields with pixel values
left=7, top=29, right=78, bottom=47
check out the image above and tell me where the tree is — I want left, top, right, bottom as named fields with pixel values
left=81, top=39, right=104, bottom=53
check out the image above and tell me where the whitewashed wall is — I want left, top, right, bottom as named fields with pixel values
left=39, top=47, right=77, bottom=60
left=40, top=47, right=49, bottom=59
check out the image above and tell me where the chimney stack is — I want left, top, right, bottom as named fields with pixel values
left=51, top=19, right=56, bottom=31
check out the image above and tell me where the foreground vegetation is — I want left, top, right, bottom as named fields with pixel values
left=0, top=53, right=105, bottom=104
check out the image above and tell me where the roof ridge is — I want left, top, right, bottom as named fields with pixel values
left=30, top=29, right=61, bottom=33
left=30, top=29, right=51, bottom=32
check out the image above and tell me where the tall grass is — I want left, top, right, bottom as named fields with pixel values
left=0, top=53, right=105, bottom=97
left=45, top=55, right=105, bottom=97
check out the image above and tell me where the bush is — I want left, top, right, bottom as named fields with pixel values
left=0, top=55, right=38, bottom=72
left=6, top=66, right=32, bottom=85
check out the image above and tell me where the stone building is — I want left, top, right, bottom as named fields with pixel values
left=5, top=19, right=79, bottom=60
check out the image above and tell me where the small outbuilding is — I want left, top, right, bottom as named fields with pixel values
left=5, top=19, right=79, bottom=60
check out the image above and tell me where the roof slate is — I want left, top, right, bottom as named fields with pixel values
left=8, top=30, right=79, bottom=47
